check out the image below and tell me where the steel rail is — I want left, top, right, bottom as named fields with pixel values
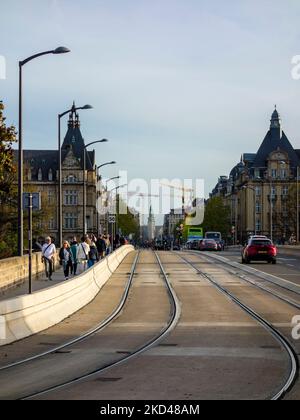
left=183, top=251, right=300, bottom=311
left=176, top=252, right=298, bottom=401
left=0, top=251, right=140, bottom=373
left=21, top=251, right=181, bottom=400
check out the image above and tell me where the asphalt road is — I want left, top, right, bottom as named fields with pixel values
left=219, top=248, right=300, bottom=285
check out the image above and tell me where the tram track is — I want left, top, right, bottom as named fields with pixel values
left=18, top=251, right=181, bottom=400
left=175, top=252, right=299, bottom=400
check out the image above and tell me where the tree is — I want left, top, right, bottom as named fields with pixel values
left=0, top=101, right=17, bottom=201
left=202, top=197, right=231, bottom=238
left=117, top=197, right=140, bottom=239
left=0, top=101, right=18, bottom=258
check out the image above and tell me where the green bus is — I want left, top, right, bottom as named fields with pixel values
left=187, top=227, right=203, bottom=240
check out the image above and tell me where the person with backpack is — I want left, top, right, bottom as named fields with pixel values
left=77, top=237, right=90, bottom=273
left=88, top=241, right=99, bottom=267
left=41, top=236, right=56, bottom=281
left=70, top=239, right=79, bottom=276
left=96, top=235, right=106, bottom=259
left=59, top=241, right=74, bottom=280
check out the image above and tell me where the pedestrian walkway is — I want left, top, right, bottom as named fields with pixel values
left=0, top=266, right=68, bottom=301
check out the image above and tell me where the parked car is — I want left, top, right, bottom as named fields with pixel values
left=199, top=239, right=218, bottom=251
left=242, top=237, right=277, bottom=264
left=190, top=240, right=201, bottom=250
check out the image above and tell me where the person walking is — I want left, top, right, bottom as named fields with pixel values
left=77, top=237, right=90, bottom=273
left=70, top=239, right=79, bottom=276
left=88, top=241, right=99, bottom=268
left=105, top=235, right=111, bottom=255
left=96, top=235, right=106, bottom=260
left=41, top=236, right=56, bottom=281
left=59, top=241, right=74, bottom=280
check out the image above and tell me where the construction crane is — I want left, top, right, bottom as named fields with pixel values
left=159, top=181, right=194, bottom=215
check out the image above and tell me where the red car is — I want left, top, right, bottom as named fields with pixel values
left=199, top=239, right=218, bottom=251
left=242, top=238, right=277, bottom=264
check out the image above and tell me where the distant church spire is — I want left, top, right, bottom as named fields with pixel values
left=270, top=106, right=282, bottom=138
left=270, top=106, right=282, bottom=128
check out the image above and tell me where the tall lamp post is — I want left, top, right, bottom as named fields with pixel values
left=18, top=46, right=70, bottom=256
left=96, top=161, right=117, bottom=235
left=105, top=176, right=121, bottom=234
left=83, top=140, right=108, bottom=237
left=109, top=184, right=127, bottom=249
left=58, top=103, right=93, bottom=247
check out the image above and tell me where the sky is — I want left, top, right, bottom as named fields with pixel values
left=1, top=0, right=300, bottom=222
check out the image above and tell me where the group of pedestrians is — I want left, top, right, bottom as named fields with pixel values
left=41, top=233, right=119, bottom=281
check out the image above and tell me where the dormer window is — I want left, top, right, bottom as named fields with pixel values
left=48, top=169, right=53, bottom=181
left=65, top=175, right=77, bottom=183
left=38, top=168, right=43, bottom=181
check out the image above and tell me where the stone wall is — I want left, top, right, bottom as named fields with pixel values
left=0, top=252, right=59, bottom=291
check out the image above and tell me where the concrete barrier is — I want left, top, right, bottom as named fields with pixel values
left=0, top=245, right=134, bottom=346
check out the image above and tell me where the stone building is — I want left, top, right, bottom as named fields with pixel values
left=210, top=108, right=300, bottom=243
left=14, top=105, right=99, bottom=243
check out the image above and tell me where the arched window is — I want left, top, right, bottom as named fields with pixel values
left=65, top=175, right=77, bottom=183
left=38, top=168, right=43, bottom=181
left=48, top=169, right=53, bottom=181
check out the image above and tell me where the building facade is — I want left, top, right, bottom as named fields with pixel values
left=210, top=108, right=300, bottom=244
left=163, top=208, right=184, bottom=239
left=14, top=105, right=99, bottom=243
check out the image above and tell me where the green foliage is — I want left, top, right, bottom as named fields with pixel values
left=0, top=101, right=17, bottom=201
left=117, top=197, right=140, bottom=238
left=0, top=101, right=17, bottom=258
left=202, top=197, right=231, bottom=237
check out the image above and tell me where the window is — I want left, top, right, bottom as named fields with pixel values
left=28, top=168, right=32, bottom=181
left=48, top=190, right=54, bottom=205
left=38, top=168, right=43, bottom=181
left=255, top=186, right=261, bottom=196
left=49, top=218, right=55, bottom=230
left=271, top=169, right=277, bottom=178
left=280, top=169, right=287, bottom=179
left=254, top=169, right=260, bottom=178
left=48, top=169, right=53, bottom=181
left=64, top=213, right=78, bottom=229
left=271, top=186, right=276, bottom=197
left=65, top=190, right=78, bottom=205
left=282, top=186, right=289, bottom=196
left=65, top=175, right=77, bottom=183
left=256, top=202, right=261, bottom=214
left=255, top=220, right=261, bottom=232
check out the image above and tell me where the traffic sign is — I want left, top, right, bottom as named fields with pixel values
left=23, top=193, right=41, bottom=211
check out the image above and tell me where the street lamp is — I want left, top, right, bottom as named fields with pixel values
left=18, top=46, right=70, bottom=256
left=104, top=177, right=121, bottom=235
left=106, top=176, right=121, bottom=190
left=109, top=184, right=128, bottom=249
left=83, top=140, right=108, bottom=236
left=58, top=103, right=93, bottom=247
left=96, top=162, right=117, bottom=235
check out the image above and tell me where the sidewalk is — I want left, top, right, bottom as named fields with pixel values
left=0, top=266, right=68, bottom=301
